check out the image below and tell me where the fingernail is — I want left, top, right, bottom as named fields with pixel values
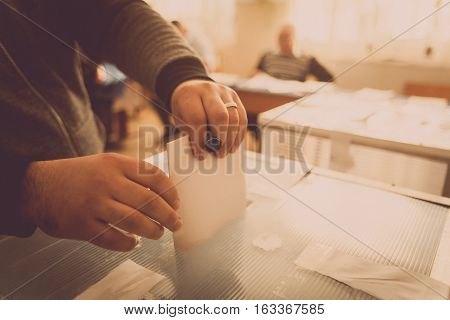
left=173, top=217, right=183, bottom=231
left=134, top=236, right=142, bottom=248
left=198, top=150, right=207, bottom=160
left=154, top=226, right=164, bottom=239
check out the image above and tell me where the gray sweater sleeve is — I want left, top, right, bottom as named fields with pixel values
left=0, top=151, right=36, bottom=237
left=51, top=0, right=210, bottom=106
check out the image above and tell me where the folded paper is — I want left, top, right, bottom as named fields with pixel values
left=167, top=135, right=247, bottom=250
left=294, top=243, right=450, bottom=300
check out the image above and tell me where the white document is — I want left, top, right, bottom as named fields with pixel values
left=295, top=243, right=450, bottom=300
left=167, top=135, right=247, bottom=250
left=75, top=260, right=165, bottom=300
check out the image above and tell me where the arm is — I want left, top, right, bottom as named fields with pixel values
left=0, top=1, right=247, bottom=245
left=249, top=54, right=268, bottom=77
left=308, top=57, right=334, bottom=82
left=255, top=53, right=267, bottom=73
left=52, top=0, right=247, bottom=157
left=51, top=0, right=208, bottom=106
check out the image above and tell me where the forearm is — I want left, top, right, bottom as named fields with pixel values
left=102, top=1, right=210, bottom=105
left=50, top=0, right=209, bottom=106
left=103, top=2, right=201, bottom=86
left=309, top=58, right=334, bottom=82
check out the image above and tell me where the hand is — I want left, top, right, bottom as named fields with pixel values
left=171, top=80, right=248, bottom=159
left=21, top=153, right=181, bottom=252
left=96, top=65, right=107, bottom=84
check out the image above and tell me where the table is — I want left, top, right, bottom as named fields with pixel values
left=1, top=152, right=449, bottom=299
left=259, top=89, right=450, bottom=196
left=210, top=72, right=331, bottom=138
left=212, top=74, right=450, bottom=196
left=233, top=88, right=297, bottom=115
left=210, top=72, right=333, bottom=114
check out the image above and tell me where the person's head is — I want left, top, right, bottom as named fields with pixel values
left=278, top=24, right=295, bottom=54
left=171, top=20, right=188, bottom=36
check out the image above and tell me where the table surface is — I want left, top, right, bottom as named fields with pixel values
left=258, top=90, right=450, bottom=154
left=210, top=72, right=334, bottom=97
left=1, top=152, right=448, bottom=300
left=212, top=73, right=450, bottom=156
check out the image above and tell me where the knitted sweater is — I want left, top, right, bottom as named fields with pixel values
left=0, top=0, right=210, bottom=236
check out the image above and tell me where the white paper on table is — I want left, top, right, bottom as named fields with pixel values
left=167, top=135, right=247, bottom=250
left=353, top=87, right=396, bottom=101
left=294, top=243, right=450, bottom=300
left=75, top=260, right=165, bottom=300
left=405, top=95, right=448, bottom=109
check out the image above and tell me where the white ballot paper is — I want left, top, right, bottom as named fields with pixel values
left=75, top=260, right=165, bottom=300
left=167, top=135, right=246, bottom=250
left=295, top=243, right=450, bottom=300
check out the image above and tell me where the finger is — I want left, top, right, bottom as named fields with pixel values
left=173, top=95, right=207, bottom=159
left=120, top=157, right=180, bottom=210
left=101, top=200, right=166, bottom=239
left=232, top=92, right=248, bottom=152
left=112, top=178, right=182, bottom=232
left=221, top=94, right=240, bottom=155
left=202, top=93, right=229, bottom=157
left=88, top=222, right=139, bottom=252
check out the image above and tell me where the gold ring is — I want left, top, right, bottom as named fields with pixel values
left=224, top=102, right=238, bottom=109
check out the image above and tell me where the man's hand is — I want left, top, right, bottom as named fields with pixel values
left=21, top=153, right=181, bottom=252
left=171, top=80, right=248, bottom=159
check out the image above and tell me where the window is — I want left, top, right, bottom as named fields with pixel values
left=146, top=0, right=236, bottom=48
left=290, top=0, right=450, bottom=65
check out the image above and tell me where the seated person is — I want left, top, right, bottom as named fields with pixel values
left=256, top=25, right=333, bottom=82
left=171, top=20, right=217, bottom=72
left=83, top=63, right=127, bottom=147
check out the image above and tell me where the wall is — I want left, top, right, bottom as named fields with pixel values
left=219, top=0, right=450, bottom=94
left=322, top=59, right=450, bottom=93
left=219, top=0, right=293, bottom=76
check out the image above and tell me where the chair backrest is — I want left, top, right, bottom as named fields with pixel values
left=404, top=82, right=450, bottom=101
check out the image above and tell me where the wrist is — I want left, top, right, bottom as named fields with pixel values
left=20, top=161, right=48, bottom=228
left=155, top=57, right=212, bottom=109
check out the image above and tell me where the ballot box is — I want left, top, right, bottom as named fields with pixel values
left=0, top=152, right=449, bottom=299
left=259, top=90, right=450, bottom=197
